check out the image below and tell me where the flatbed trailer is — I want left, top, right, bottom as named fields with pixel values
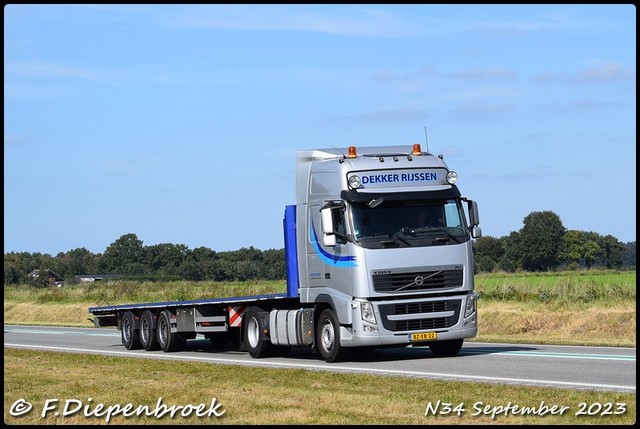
left=88, top=293, right=299, bottom=353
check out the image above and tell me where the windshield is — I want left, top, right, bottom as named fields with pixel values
left=350, top=198, right=469, bottom=249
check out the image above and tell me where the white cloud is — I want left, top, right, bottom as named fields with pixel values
left=373, top=68, right=434, bottom=82
left=6, top=61, right=115, bottom=85
left=471, top=21, right=562, bottom=34
left=531, top=62, right=635, bottom=85
left=170, top=5, right=420, bottom=37
left=330, top=107, right=428, bottom=123
left=574, top=63, right=636, bottom=84
left=536, top=99, right=626, bottom=112
left=4, top=134, right=29, bottom=147
left=445, top=68, right=518, bottom=80
left=448, top=102, right=517, bottom=120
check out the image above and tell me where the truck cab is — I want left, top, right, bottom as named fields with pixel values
left=294, top=144, right=481, bottom=361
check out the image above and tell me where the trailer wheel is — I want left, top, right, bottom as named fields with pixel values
left=316, top=309, right=346, bottom=362
left=139, top=311, right=159, bottom=351
left=244, top=307, right=274, bottom=358
left=428, top=339, right=463, bottom=357
left=156, top=310, right=185, bottom=352
left=121, top=311, right=141, bottom=350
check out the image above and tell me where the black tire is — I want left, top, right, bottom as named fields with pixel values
left=243, top=307, right=274, bottom=358
left=121, top=311, right=141, bottom=350
left=428, top=339, right=463, bottom=357
left=156, top=310, right=185, bottom=352
left=316, top=309, right=347, bottom=363
left=139, top=311, right=159, bottom=351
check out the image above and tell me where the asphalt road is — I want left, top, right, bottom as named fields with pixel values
left=4, top=325, right=636, bottom=393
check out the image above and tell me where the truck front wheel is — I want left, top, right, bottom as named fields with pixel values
left=244, top=307, right=274, bottom=358
left=316, top=309, right=347, bottom=362
left=121, top=311, right=141, bottom=350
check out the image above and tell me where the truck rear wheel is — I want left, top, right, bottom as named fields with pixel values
left=139, top=311, right=158, bottom=351
left=316, top=309, right=346, bottom=362
left=244, top=307, right=274, bottom=358
left=121, top=311, right=141, bottom=350
left=156, top=310, right=185, bottom=352
left=429, top=339, right=463, bottom=357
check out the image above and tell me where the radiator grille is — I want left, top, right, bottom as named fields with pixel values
left=373, top=269, right=463, bottom=293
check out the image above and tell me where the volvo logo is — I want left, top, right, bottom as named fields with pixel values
left=395, top=271, right=443, bottom=292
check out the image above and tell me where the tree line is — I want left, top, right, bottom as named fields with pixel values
left=4, top=233, right=285, bottom=286
left=473, top=211, right=634, bottom=272
left=3, top=210, right=636, bottom=286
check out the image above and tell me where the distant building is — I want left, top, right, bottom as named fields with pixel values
left=74, top=274, right=121, bottom=283
left=28, top=269, right=64, bottom=287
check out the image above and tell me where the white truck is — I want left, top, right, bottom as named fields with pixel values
left=89, top=144, right=481, bottom=362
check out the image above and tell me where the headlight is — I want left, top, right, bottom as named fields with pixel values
left=446, top=171, right=458, bottom=184
left=348, top=175, right=362, bottom=189
left=464, top=293, right=477, bottom=318
left=360, top=301, right=376, bottom=324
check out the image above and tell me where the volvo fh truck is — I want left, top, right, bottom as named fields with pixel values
left=89, top=143, right=481, bottom=362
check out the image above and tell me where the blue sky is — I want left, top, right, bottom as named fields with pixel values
left=4, top=4, right=636, bottom=255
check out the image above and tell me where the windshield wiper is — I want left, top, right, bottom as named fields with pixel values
left=369, top=230, right=411, bottom=246
left=427, top=228, right=463, bottom=243
left=392, top=232, right=411, bottom=246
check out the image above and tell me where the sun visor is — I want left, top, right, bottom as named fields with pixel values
left=340, top=186, right=461, bottom=202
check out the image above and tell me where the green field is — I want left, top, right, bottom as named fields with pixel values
left=4, top=270, right=636, bottom=424
left=4, top=270, right=636, bottom=347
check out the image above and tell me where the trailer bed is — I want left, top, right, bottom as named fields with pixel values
left=88, top=293, right=289, bottom=315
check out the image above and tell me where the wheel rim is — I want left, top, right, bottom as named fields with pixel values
left=247, top=317, right=260, bottom=348
left=159, top=318, right=168, bottom=345
left=320, top=321, right=334, bottom=353
left=141, top=318, right=149, bottom=343
left=123, top=318, right=131, bottom=342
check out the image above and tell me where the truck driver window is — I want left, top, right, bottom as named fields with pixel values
left=332, top=207, right=347, bottom=244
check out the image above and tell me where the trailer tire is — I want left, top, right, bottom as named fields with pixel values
left=244, top=307, right=274, bottom=358
left=428, top=339, right=463, bottom=357
left=156, top=310, right=185, bottom=352
left=316, top=309, right=347, bottom=363
left=140, top=311, right=159, bottom=351
left=121, top=311, right=141, bottom=350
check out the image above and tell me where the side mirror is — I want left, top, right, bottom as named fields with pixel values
left=466, top=200, right=482, bottom=238
left=467, top=200, right=480, bottom=227
left=320, top=207, right=336, bottom=247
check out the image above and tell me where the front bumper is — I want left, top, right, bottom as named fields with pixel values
left=340, top=292, right=478, bottom=347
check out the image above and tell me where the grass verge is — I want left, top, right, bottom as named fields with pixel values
left=4, top=348, right=636, bottom=425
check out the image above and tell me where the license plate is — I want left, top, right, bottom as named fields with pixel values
left=409, top=332, right=437, bottom=341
